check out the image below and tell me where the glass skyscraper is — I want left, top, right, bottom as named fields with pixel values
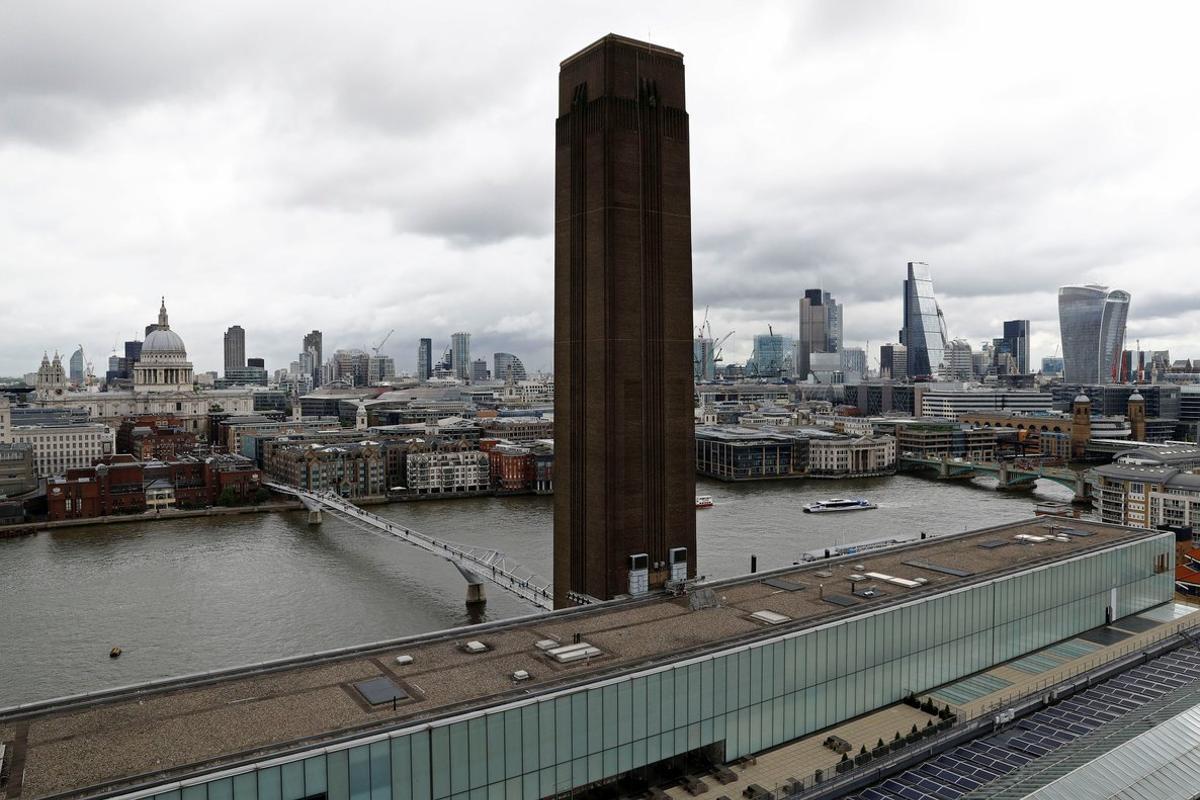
left=748, top=333, right=790, bottom=378
left=1058, top=285, right=1130, bottom=384
left=900, top=262, right=948, bottom=379
left=995, top=319, right=1029, bottom=374
left=451, top=332, right=471, bottom=381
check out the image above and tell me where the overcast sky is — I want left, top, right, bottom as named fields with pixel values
left=3, top=1, right=1198, bottom=378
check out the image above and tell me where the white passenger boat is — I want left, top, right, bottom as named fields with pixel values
left=695, top=495, right=714, bottom=509
left=802, top=497, right=877, bottom=513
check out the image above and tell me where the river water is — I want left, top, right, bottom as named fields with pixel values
left=0, top=474, right=1074, bottom=707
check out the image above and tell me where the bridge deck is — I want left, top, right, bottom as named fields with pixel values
left=0, top=519, right=1148, bottom=800
left=265, top=484, right=554, bottom=609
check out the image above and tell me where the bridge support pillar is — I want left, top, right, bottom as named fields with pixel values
left=1073, top=474, right=1091, bottom=505
left=308, top=509, right=322, bottom=524
left=465, top=581, right=486, bottom=606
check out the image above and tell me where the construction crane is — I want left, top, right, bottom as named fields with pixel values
left=712, top=330, right=734, bottom=364
left=371, top=329, right=394, bottom=356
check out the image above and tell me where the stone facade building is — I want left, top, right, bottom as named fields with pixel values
left=0, top=442, right=37, bottom=497
left=406, top=443, right=490, bottom=496
left=808, top=435, right=896, bottom=478
left=30, top=300, right=256, bottom=439
left=9, top=422, right=115, bottom=477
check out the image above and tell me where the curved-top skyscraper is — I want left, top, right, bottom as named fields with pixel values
left=1058, top=285, right=1130, bottom=384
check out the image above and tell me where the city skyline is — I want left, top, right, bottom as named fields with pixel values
left=3, top=2, right=1200, bottom=375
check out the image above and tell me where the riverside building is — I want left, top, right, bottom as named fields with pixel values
left=0, top=518, right=1176, bottom=800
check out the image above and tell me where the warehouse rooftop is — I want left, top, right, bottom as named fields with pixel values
left=0, top=518, right=1155, bottom=800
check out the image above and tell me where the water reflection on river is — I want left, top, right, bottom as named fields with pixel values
left=0, top=474, right=1073, bottom=706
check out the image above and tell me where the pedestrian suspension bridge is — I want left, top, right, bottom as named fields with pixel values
left=265, top=482, right=553, bottom=610
left=898, top=455, right=1091, bottom=502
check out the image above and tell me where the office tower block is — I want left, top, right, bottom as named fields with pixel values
left=1000, top=320, right=1030, bottom=374
left=1058, top=286, right=1130, bottom=384
left=493, top=352, right=527, bottom=383
left=880, top=343, right=907, bottom=381
left=224, top=326, right=246, bottom=374
left=553, top=35, right=696, bottom=607
left=451, top=332, right=471, bottom=381
left=303, top=330, right=323, bottom=388
left=797, top=290, right=827, bottom=380
left=417, top=338, right=432, bottom=382
left=901, top=262, right=948, bottom=379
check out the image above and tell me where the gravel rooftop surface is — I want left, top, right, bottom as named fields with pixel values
left=0, top=518, right=1146, bottom=800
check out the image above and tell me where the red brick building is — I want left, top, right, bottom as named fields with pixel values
left=47, top=454, right=261, bottom=521
left=488, top=444, right=535, bottom=494
left=116, top=415, right=197, bottom=460
left=48, top=455, right=146, bottom=520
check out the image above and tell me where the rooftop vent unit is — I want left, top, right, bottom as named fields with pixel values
left=546, top=642, right=602, bottom=663
left=534, top=639, right=560, bottom=651
left=864, top=571, right=921, bottom=588
left=688, top=587, right=721, bottom=610
left=395, top=655, right=414, bottom=666
left=462, top=640, right=489, bottom=654
left=1015, top=534, right=1049, bottom=543
left=749, top=610, right=791, bottom=625
left=512, top=670, right=531, bottom=682
left=847, top=574, right=867, bottom=582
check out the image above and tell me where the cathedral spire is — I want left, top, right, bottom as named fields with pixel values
left=158, top=297, right=169, bottom=329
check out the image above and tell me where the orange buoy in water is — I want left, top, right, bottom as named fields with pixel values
left=110, top=647, right=122, bottom=658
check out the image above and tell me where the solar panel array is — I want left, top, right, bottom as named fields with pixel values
left=844, top=647, right=1200, bottom=800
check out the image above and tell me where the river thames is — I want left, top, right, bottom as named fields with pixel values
left=0, top=474, right=1075, bottom=706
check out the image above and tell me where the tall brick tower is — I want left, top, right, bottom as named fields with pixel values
left=1071, top=393, right=1093, bottom=460
left=1128, top=391, right=1147, bottom=442
left=553, top=35, right=696, bottom=607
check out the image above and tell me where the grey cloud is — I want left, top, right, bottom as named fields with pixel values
left=2, top=1, right=1200, bottom=374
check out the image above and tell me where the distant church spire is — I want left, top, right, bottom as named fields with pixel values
left=158, top=297, right=169, bottom=329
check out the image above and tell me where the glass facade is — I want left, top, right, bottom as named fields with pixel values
left=1058, top=285, right=1130, bottom=384
left=129, top=536, right=1172, bottom=800
left=747, top=335, right=790, bottom=378
left=901, top=262, right=947, bottom=379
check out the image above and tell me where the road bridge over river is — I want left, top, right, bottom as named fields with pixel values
left=898, top=455, right=1091, bottom=502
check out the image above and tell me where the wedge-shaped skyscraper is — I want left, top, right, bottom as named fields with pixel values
left=900, top=262, right=948, bottom=379
left=1058, top=285, right=1130, bottom=384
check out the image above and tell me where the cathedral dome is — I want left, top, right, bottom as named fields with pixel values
left=133, top=298, right=194, bottom=392
left=142, top=328, right=186, bottom=355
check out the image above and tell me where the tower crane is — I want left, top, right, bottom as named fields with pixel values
left=371, top=329, right=394, bottom=356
